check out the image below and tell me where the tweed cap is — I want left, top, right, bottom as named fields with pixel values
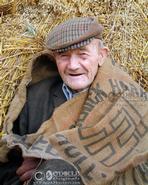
left=46, top=17, right=103, bottom=53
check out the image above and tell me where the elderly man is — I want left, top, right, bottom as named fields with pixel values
left=0, top=17, right=147, bottom=185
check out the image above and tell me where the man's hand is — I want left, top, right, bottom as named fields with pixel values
left=16, top=157, right=41, bottom=182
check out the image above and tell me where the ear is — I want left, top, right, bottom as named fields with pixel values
left=98, top=47, right=109, bottom=66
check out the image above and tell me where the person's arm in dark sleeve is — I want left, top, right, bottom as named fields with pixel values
left=12, top=101, right=29, bottom=136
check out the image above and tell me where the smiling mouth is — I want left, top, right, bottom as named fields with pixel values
left=69, top=73, right=83, bottom=76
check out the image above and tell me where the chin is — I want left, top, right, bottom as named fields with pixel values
left=68, top=84, right=88, bottom=91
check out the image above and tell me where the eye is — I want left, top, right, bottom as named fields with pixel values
left=58, top=54, right=70, bottom=60
left=79, top=52, right=88, bottom=59
left=79, top=52, right=87, bottom=56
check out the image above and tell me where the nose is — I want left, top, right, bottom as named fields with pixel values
left=67, top=54, right=80, bottom=70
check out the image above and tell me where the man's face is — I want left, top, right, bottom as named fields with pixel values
left=54, top=39, right=107, bottom=91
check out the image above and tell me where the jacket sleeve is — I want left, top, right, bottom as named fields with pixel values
left=12, top=101, right=28, bottom=136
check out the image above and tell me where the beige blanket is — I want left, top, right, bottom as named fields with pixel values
left=1, top=54, right=148, bottom=185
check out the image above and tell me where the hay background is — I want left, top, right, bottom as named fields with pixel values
left=0, top=0, right=147, bottom=129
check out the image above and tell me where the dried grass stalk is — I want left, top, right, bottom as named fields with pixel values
left=0, top=0, right=18, bottom=15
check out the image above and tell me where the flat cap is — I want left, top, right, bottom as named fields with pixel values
left=46, top=17, right=103, bottom=52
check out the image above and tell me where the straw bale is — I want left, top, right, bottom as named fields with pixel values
left=0, top=0, right=147, bottom=129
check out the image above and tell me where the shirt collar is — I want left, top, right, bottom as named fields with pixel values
left=62, top=83, right=74, bottom=100
left=62, top=83, right=88, bottom=100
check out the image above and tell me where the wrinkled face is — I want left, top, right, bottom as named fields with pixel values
left=54, top=39, right=107, bottom=91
